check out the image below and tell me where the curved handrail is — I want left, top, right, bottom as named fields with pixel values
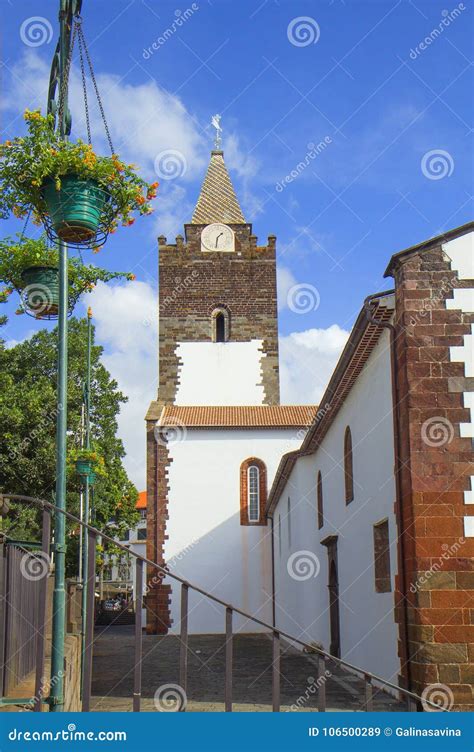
left=2, top=493, right=445, bottom=711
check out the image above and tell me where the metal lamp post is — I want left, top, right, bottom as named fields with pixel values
left=80, top=306, right=93, bottom=692
left=47, top=0, right=83, bottom=712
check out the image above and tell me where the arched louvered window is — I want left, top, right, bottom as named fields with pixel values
left=317, top=471, right=323, bottom=529
left=240, top=458, right=267, bottom=525
left=344, top=427, right=354, bottom=504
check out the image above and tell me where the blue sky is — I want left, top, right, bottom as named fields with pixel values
left=1, top=0, right=472, bottom=484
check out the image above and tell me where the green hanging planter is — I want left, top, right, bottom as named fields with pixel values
left=20, top=265, right=60, bottom=318
left=78, top=469, right=96, bottom=487
left=75, top=458, right=94, bottom=477
left=42, top=175, right=109, bottom=244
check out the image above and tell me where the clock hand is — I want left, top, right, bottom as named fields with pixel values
left=215, top=232, right=223, bottom=248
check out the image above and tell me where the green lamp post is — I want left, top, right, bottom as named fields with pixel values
left=47, top=0, right=83, bottom=713
left=80, top=306, right=93, bottom=693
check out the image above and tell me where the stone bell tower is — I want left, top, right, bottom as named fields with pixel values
left=145, top=148, right=281, bottom=632
left=155, top=148, right=280, bottom=407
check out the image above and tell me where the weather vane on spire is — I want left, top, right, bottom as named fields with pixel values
left=211, top=114, right=222, bottom=150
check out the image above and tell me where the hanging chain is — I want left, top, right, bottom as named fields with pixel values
left=20, top=209, right=32, bottom=241
left=57, top=18, right=79, bottom=137
left=77, top=24, right=115, bottom=155
left=77, top=23, right=92, bottom=146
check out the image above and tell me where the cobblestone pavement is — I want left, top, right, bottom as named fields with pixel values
left=90, top=626, right=405, bottom=712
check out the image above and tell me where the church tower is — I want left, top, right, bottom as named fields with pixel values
left=145, top=147, right=314, bottom=635
left=155, top=148, right=280, bottom=407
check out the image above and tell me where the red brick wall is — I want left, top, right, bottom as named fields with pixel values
left=390, top=243, right=474, bottom=709
left=145, top=421, right=171, bottom=634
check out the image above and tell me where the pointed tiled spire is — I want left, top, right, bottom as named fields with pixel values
left=191, top=150, right=245, bottom=224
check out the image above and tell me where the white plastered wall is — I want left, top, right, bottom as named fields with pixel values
left=272, top=329, right=400, bottom=683
left=164, top=428, right=305, bottom=633
left=175, top=341, right=265, bottom=405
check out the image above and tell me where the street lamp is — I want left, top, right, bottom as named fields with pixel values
left=47, top=0, right=83, bottom=713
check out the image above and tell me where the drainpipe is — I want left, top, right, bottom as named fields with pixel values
left=363, top=290, right=412, bottom=694
left=270, top=515, right=276, bottom=628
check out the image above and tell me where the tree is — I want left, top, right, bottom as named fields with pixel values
left=0, top=317, right=138, bottom=576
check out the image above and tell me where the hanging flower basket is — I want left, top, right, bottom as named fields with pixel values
left=41, top=175, right=111, bottom=245
left=76, top=458, right=94, bottom=477
left=0, top=111, right=158, bottom=251
left=78, top=469, right=97, bottom=488
left=20, top=265, right=60, bottom=319
left=0, top=234, right=136, bottom=320
left=69, top=449, right=104, bottom=484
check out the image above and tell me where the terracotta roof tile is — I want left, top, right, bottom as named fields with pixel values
left=136, top=491, right=147, bottom=510
left=158, top=405, right=318, bottom=428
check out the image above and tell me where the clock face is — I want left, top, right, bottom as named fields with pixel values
left=201, top=223, right=234, bottom=252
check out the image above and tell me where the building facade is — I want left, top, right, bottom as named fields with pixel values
left=268, top=224, right=473, bottom=708
left=145, top=150, right=316, bottom=634
left=145, top=145, right=473, bottom=708
left=103, top=491, right=147, bottom=609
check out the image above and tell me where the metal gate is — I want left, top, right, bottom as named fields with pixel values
left=0, top=538, right=49, bottom=698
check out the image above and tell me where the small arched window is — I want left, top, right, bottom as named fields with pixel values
left=211, top=306, right=230, bottom=342
left=240, top=457, right=267, bottom=525
left=215, top=312, right=226, bottom=342
left=248, top=465, right=260, bottom=522
left=317, top=471, right=323, bottom=529
left=344, top=426, right=354, bottom=504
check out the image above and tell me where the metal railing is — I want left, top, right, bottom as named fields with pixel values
left=1, top=494, right=445, bottom=712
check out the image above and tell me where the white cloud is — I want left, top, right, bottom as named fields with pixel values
left=152, top=183, right=194, bottom=239
left=4, top=330, right=35, bottom=349
left=2, top=51, right=259, bottom=234
left=279, top=324, right=349, bottom=405
left=80, top=280, right=158, bottom=489
left=276, top=266, right=297, bottom=312
left=2, top=50, right=206, bottom=179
